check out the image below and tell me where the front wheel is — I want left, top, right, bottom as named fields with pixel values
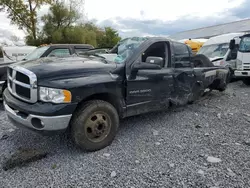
left=71, top=100, right=119, bottom=152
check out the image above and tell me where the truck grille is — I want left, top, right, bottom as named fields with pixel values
left=7, top=65, right=38, bottom=103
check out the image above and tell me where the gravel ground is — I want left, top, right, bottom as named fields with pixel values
left=1, top=81, right=250, bottom=188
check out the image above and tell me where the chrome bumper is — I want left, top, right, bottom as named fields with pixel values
left=235, top=70, right=250, bottom=77
left=4, top=102, right=72, bottom=131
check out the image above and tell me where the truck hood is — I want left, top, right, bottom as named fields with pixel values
left=209, top=56, right=224, bottom=62
left=13, top=56, right=117, bottom=80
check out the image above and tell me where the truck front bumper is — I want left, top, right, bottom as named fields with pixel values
left=234, top=70, right=250, bottom=77
left=4, top=102, right=72, bottom=134
left=3, top=89, right=77, bottom=135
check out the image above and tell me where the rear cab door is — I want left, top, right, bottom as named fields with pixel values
left=171, top=42, right=197, bottom=104
left=125, top=40, right=174, bottom=116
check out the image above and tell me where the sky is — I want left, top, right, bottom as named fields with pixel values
left=0, top=0, right=250, bottom=44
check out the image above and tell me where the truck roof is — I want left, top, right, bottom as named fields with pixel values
left=40, top=44, right=94, bottom=48
left=241, top=33, right=250, bottom=38
left=203, top=33, right=245, bottom=46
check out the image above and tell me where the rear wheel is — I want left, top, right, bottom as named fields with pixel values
left=0, top=81, right=7, bottom=100
left=188, top=82, right=205, bottom=104
left=226, top=68, right=235, bottom=83
left=243, top=78, right=250, bottom=85
left=71, top=100, right=119, bottom=152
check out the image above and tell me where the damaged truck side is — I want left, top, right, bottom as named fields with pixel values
left=3, top=37, right=229, bottom=151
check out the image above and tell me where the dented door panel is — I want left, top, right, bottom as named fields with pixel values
left=126, top=68, right=174, bottom=117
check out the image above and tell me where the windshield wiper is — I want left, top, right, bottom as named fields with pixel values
left=89, top=54, right=106, bottom=59
left=88, top=54, right=109, bottom=64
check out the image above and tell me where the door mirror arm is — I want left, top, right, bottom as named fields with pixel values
left=229, top=39, right=236, bottom=50
left=132, top=62, right=161, bottom=71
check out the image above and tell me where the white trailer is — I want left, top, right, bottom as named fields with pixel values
left=1, top=46, right=37, bottom=63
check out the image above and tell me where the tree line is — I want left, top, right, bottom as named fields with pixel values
left=0, top=0, right=121, bottom=48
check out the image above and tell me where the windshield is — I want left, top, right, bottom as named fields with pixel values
left=82, top=37, right=148, bottom=63
left=23, top=46, right=49, bottom=61
left=239, top=36, right=250, bottom=52
left=113, top=37, right=148, bottom=63
left=197, top=43, right=229, bottom=58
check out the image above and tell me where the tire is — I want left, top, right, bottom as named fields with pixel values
left=0, top=81, right=7, bottom=100
left=191, top=54, right=214, bottom=67
left=188, top=82, right=205, bottom=104
left=243, top=78, right=250, bottom=86
left=209, top=78, right=227, bottom=92
left=71, top=100, right=119, bottom=152
left=218, top=81, right=227, bottom=92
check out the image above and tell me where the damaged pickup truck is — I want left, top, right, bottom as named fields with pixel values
left=3, top=37, right=229, bottom=151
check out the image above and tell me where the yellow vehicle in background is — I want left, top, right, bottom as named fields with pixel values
left=179, top=38, right=208, bottom=54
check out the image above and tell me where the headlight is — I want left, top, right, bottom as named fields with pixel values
left=213, top=61, right=221, bottom=66
left=236, top=59, right=242, bottom=69
left=39, top=87, right=72, bottom=103
left=213, top=60, right=225, bottom=66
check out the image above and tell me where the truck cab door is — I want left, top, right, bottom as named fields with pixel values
left=171, top=42, right=196, bottom=105
left=125, top=41, right=174, bottom=117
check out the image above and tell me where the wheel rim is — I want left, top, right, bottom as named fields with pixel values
left=84, top=111, right=111, bottom=143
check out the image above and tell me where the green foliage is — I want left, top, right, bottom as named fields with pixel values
left=0, top=0, right=54, bottom=41
left=26, top=2, right=121, bottom=48
left=97, top=27, right=121, bottom=48
left=2, top=1, right=121, bottom=48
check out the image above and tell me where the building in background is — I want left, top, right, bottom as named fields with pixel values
left=169, top=19, right=250, bottom=40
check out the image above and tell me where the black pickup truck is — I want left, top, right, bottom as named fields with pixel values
left=0, top=44, right=94, bottom=98
left=3, top=37, right=229, bottom=151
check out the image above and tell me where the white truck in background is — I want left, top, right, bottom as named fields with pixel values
left=232, top=34, right=250, bottom=85
left=197, top=33, right=245, bottom=81
left=1, top=46, right=37, bottom=63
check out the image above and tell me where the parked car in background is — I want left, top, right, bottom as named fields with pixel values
left=0, top=43, right=94, bottom=99
left=22, top=44, right=94, bottom=61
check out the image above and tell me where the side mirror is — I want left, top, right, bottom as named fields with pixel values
left=132, top=62, right=162, bottom=71
left=145, top=56, right=164, bottom=67
left=229, top=39, right=235, bottom=50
